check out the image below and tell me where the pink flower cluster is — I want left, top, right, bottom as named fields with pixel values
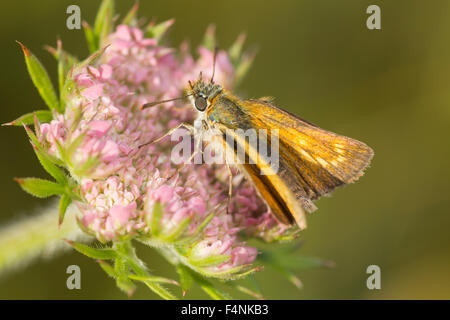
left=37, top=24, right=297, bottom=276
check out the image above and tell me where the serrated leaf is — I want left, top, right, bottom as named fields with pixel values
left=67, top=241, right=117, bottom=260
left=33, top=148, right=67, bottom=184
left=3, top=110, right=52, bottom=126
left=146, top=19, right=174, bottom=41
left=16, top=41, right=60, bottom=112
left=58, top=194, right=72, bottom=225
left=15, top=177, right=64, bottom=198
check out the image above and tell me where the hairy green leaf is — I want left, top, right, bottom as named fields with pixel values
left=34, top=148, right=67, bottom=185
left=58, top=194, right=72, bottom=225
left=67, top=241, right=117, bottom=260
left=3, top=110, right=52, bottom=126
left=176, top=265, right=194, bottom=296
left=15, top=177, right=64, bottom=198
left=16, top=41, right=60, bottom=112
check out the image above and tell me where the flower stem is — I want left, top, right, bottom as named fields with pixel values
left=0, top=201, right=87, bottom=277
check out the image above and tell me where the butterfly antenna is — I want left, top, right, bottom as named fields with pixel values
left=140, top=95, right=191, bottom=109
left=210, top=45, right=218, bottom=83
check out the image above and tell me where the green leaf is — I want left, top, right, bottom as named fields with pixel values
left=66, top=132, right=86, bottom=160
left=3, top=110, right=52, bottom=126
left=187, top=269, right=231, bottom=300
left=228, top=33, right=246, bottom=63
left=179, top=212, right=214, bottom=243
left=202, top=24, right=216, bottom=51
left=113, top=241, right=179, bottom=300
left=121, top=2, right=139, bottom=25
left=58, top=194, right=72, bottom=225
left=16, top=41, right=60, bottom=112
left=135, top=277, right=178, bottom=300
left=146, top=19, right=174, bottom=41
left=233, top=284, right=265, bottom=300
left=176, top=265, right=194, bottom=296
left=235, top=50, right=256, bottom=87
left=82, top=22, right=97, bottom=53
left=97, top=260, right=117, bottom=278
left=94, top=0, right=115, bottom=46
left=229, top=275, right=264, bottom=300
left=149, top=202, right=163, bottom=236
left=67, top=241, right=117, bottom=260
left=258, top=248, right=334, bottom=270
left=15, top=177, right=64, bottom=198
left=33, top=148, right=67, bottom=185
left=56, top=43, right=78, bottom=105
left=23, top=125, right=40, bottom=147
left=161, top=217, right=191, bottom=242
left=116, top=277, right=136, bottom=296
left=74, top=44, right=111, bottom=72
left=45, top=41, right=79, bottom=103
left=128, top=275, right=179, bottom=286
left=197, top=264, right=262, bottom=280
left=23, top=125, right=53, bottom=162
left=189, top=254, right=231, bottom=268
left=114, top=255, right=136, bottom=296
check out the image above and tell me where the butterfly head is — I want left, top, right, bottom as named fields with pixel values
left=188, top=72, right=223, bottom=112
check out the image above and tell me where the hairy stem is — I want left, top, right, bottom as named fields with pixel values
left=0, top=201, right=88, bottom=277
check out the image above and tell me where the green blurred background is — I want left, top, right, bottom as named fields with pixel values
left=1, top=0, right=449, bottom=299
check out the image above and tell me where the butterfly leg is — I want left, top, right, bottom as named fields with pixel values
left=225, top=162, right=234, bottom=219
left=138, top=122, right=194, bottom=149
left=166, top=131, right=203, bottom=180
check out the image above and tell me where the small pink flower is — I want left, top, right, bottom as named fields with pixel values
left=81, top=84, right=104, bottom=100
left=106, top=202, right=137, bottom=228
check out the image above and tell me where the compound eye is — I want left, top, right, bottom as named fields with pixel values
left=195, top=96, right=207, bottom=111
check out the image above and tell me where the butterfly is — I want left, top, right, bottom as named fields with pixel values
left=142, top=62, right=373, bottom=230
